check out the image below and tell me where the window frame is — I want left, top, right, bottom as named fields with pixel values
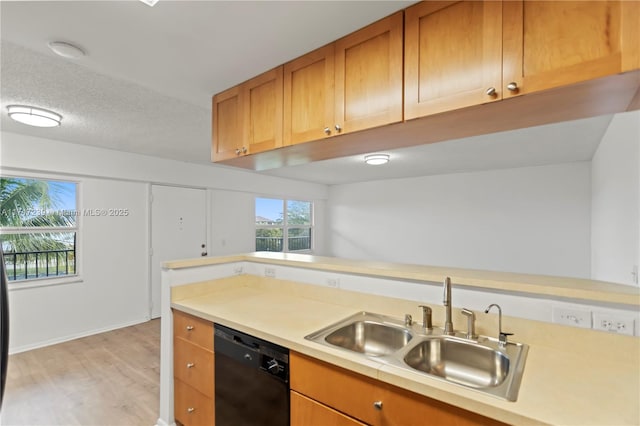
left=255, top=197, right=314, bottom=254
left=1, top=173, right=82, bottom=289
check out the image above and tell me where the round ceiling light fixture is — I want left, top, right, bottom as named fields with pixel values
left=364, top=153, right=390, bottom=165
left=7, top=105, right=62, bottom=128
left=48, top=41, right=85, bottom=59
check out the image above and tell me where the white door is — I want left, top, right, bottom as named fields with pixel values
left=150, top=185, right=207, bottom=318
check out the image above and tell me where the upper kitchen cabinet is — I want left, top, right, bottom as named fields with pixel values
left=243, top=67, right=284, bottom=155
left=212, top=67, right=283, bottom=162
left=404, top=1, right=503, bottom=119
left=283, top=44, right=335, bottom=146
left=502, top=0, right=640, bottom=98
left=212, top=85, right=243, bottom=162
left=284, top=11, right=404, bottom=146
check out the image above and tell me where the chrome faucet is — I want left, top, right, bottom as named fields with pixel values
left=461, top=308, right=477, bottom=340
left=443, top=277, right=454, bottom=335
left=484, top=303, right=513, bottom=347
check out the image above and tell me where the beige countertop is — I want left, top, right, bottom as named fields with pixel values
left=164, top=252, right=640, bottom=307
left=171, top=274, right=640, bottom=426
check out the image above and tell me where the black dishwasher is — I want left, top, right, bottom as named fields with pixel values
left=214, top=324, right=289, bottom=426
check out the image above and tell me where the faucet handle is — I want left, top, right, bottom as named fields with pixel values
left=418, top=305, right=432, bottom=330
left=461, top=308, right=477, bottom=340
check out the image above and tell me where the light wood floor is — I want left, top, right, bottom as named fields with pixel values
left=0, top=319, right=160, bottom=426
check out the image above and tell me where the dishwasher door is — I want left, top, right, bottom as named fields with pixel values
left=214, top=325, right=289, bottom=426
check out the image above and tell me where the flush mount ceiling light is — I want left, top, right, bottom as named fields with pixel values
left=7, top=105, right=62, bottom=128
left=364, top=153, right=390, bottom=165
left=48, top=41, right=85, bottom=59
left=139, top=0, right=159, bottom=6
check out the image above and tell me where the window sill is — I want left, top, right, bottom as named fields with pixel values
left=7, top=276, right=84, bottom=291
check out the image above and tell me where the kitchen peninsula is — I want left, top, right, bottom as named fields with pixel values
left=158, top=253, right=640, bottom=426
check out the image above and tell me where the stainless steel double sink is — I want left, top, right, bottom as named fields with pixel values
left=304, top=311, right=528, bottom=401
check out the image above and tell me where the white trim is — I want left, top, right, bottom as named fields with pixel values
left=7, top=276, right=83, bottom=291
left=8, top=317, right=151, bottom=355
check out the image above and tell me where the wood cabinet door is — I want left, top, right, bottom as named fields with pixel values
left=173, top=337, right=214, bottom=398
left=290, top=391, right=367, bottom=426
left=290, top=352, right=382, bottom=425
left=174, top=379, right=214, bottom=426
left=503, top=0, right=640, bottom=98
left=243, top=66, right=283, bottom=155
left=212, top=85, right=243, bottom=162
left=377, top=381, right=507, bottom=426
left=334, top=11, right=403, bottom=135
left=284, top=44, right=335, bottom=146
left=404, top=1, right=503, bottom=119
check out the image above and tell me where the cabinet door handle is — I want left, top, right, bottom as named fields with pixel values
left=334, top=124, right=342, bottom=133
left=507, top=82, right=519, bottom=92
left=186, top=362, right=195, bottom=368
left=373, top=401, right=383, bottom=410
left=235, top=148, right=241, bottom=155
left=486, top=87, right=497, bottom=96
left=242, top=147, right=247, bottom=154
left=186, top=325, right=194, bottom=331
left=187, top=407, right=195, bottom=413
left=323, top=127, right=331, bottom=135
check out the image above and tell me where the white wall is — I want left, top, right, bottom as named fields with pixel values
left=327, top=162, right=592, bottom=278
left=1, top=131, right=328, bottom=352
left=591, top=110, right=640, bottom=285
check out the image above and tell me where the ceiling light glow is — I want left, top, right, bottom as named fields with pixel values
left=48, top=41, right=85, bottom=59
left=364, top=153, right=390, bottom=165
left=7, top=105, right=62, bottom=128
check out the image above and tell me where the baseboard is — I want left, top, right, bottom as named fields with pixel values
left=155, top=418, right=176, bottom=426
left=8, top=317, right=152, bottom=354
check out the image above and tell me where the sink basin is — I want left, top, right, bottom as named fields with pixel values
left=305, top=311, right=529, bottom=401
left=305, top=312, right=413, bottom=357
left=325, top=320, right=413, bottom=356
left=403, top=337, right=509, bottom=388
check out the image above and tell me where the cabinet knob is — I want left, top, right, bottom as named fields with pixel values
left=506, top=82, right=519, bottom=92
left=186, top=362, right=195, bottom=368
left=323, top=127, right=331, bottom=135
left=335, top=124, right=342, bottom=133
left=373, top=401, right=383, bottom=410
left=187, top=407, right=195, bottom=413
left=186, top=325, right=194, bottom=331
left=242, top=147, right=247, bottom=154
left=486, top=87, right=497, bottom=96
left=235, top=148, right=241, bottom=155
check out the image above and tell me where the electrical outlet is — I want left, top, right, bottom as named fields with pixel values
left=326, top=277, right=340, bottom=288
left=552, top=307, right=592, bottom=329
left=264, top=267, right=276, bottom=278
left=593, top=312, right=635, bottom=336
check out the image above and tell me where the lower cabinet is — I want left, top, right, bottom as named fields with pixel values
left=173, top=310, right=215, bottom=426
left=291, top=390, right=366, bottom=426
left=290, top=351, right=506, bottom=426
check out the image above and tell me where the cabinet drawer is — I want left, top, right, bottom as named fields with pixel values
left=291, top=390, right=366, bottom=426
left=174, top=337, right=214, bottom=398
left=290, top=352, right=381, bottom=425
left=173, top=310, right=214, bottom=350
left=377, top=382, right=507, bottom=426
left=174, top=378, right=214, bottom=426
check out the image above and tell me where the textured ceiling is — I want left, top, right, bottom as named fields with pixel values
left=0, top=0, right=615, bottom=184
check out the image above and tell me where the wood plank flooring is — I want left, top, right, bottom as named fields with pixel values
left=0, top=319, right=160, bottom=426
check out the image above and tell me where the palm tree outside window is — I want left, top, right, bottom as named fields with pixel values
left=0, top=177, right=78, bottom=282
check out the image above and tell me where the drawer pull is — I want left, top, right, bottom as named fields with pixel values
left=186, top=362, right=195, bottom=368
left=187, top=407, right=195, bottom=413
left=373, top=401, right=383, bottom=410
left=186, top=325, right=194, bottom=331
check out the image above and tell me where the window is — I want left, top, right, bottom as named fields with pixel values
left=0, top=177, right=78, bottom=283
left=255, top=198, right=312, bottom=253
